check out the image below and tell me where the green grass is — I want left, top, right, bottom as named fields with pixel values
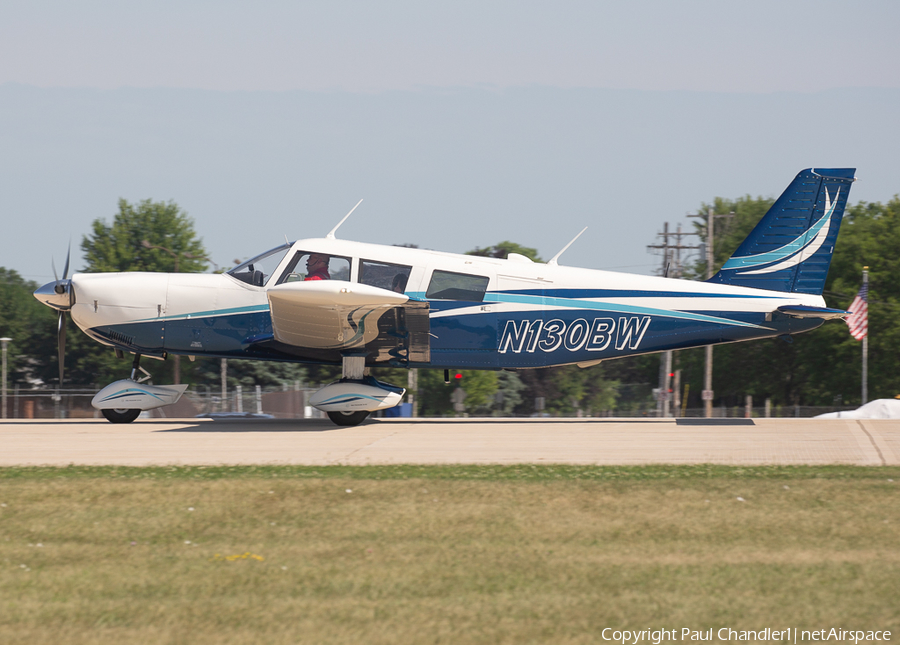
left=1, top=466, right=898, bottom=644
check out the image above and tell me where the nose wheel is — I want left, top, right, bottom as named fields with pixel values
left=97, top=354, right=148, bottom=424
left=326, top=410, right=370, bottom=426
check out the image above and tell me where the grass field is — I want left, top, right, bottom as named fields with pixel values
left=1, top=465, right=898, bottom=644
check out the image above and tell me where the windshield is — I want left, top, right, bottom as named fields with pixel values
left=227, top=243, right=292, bottom=287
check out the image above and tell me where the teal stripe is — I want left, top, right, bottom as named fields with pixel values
left=481, top=293, right=768, bottom=329
left=134, top=304, right=270, bottom=323
left=721, top=201, right=835, bottom=271
left=319, top=393, right=385, bottom=404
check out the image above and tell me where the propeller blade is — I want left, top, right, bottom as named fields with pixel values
left=62, top=244, right=71, bottom=281
left=52, top=257, right=59, bottom=284
left=57, top=311, right=66, bottom=385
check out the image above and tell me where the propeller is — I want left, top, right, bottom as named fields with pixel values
left=56, top=245, right=72, bottom=385
left=57, top=305, right=67, bottom=386
left=33, top=244, right=75, bottom=385
left=44, top=246, right=72, bottom=385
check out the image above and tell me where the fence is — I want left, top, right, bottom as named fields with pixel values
left=0, top=385, right=323, bottom=420
left=604, top=404, right=859, bottom=419
left=171, top=384, right=324, bottom=419
left=0, top=385, right=861, bottom=420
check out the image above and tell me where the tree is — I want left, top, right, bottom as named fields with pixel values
left=82, top=199, right=209, bottom=273
left=684, top=195, right=775, bottom=280
left=676, top=194, right=900, bottom=409
left=194, top=358, right=307, bottom=390
left=514, top=364, right=619, bottom=416
left=416, top=369, right=499, bottom=417
left=0, top=269, right=56, bottom=385
left=72, top=199, right=212, bottom=385
left=489, top=370, right=526, bottom=416
left=467, top=241, right=542, bottom=262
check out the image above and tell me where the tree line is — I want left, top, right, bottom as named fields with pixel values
left=668, top=194, right=900, bottom=408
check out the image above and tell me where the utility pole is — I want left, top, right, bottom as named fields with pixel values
left=687, top=208, right=734, bottom=417
left=408, top=369, right=418, bottom=417
left=648, top=223, right=699, bottom=417
left=0, top=337, right=10, bottom=420
left=220, top=358, right=227, bottom=412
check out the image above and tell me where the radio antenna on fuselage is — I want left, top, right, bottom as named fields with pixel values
left=547, top=227, right=588, bottom=266
left=326, top=199, right=363, bottom=239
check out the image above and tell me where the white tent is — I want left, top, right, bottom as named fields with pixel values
left=814, top=399, right=900, bottom=419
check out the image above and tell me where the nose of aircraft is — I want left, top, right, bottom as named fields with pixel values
left=33, top=275, right=76, bottom=386
left=34, top=278, right=75, bottom=311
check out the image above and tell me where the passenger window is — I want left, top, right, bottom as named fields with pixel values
left=425, top=270, right=489, bottom=301
left=360, top=260, right=412, bottom=293
left=276, top=251, right=351, bottom=284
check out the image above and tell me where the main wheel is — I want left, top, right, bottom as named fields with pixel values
left=101, top=408, right=141, bottom=424
left=327, top=410, right=370, bottom=426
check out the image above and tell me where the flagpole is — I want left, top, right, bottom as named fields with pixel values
left=862, top=266, right=868, bottom=404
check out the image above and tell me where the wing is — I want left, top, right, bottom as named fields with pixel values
left=266, top=281, right=430, bottom=363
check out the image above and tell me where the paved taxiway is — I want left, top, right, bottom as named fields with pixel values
left=1, top=417, right=898, bottom=466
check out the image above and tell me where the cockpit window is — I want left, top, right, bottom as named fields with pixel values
left=227, top=243, right=292, bottom=287
left=276, top=251, right=351, bottom=284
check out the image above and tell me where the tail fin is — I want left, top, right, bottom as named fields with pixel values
left=707, top=168, right=856, bottom=294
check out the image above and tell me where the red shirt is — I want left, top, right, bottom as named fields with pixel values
left=304, top=268, right=330, bottom=281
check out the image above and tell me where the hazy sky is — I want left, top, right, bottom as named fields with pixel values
left=2, top=1, right=899, bottom=282
left=3, top=1, right=899, bottom=93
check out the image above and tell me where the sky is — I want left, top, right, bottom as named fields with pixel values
left=2, top=1, right=900, bottom=283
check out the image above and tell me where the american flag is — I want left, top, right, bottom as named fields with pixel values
left=845, top=282, right=868, bottom=340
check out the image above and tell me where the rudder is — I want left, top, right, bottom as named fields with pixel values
left=707, top=168, right=856, bottom=294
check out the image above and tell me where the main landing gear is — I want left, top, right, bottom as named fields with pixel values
left=327, top=410, right=371, bottom=426
left=309, top=356, right=406, bottom=427
left=102, top=408, right=142, bottom=424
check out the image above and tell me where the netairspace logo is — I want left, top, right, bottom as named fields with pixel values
left=600, top=628, right=892, bottom=644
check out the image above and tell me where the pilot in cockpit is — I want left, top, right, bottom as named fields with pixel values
left=304, top=254, right=331, bottom=281
left=391, top=273, right=408, bottom=293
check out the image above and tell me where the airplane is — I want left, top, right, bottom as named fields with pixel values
left=34, top=168, right=856, bottom=426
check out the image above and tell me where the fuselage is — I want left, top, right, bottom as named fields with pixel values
left=59, top=237, right=825, bottom=371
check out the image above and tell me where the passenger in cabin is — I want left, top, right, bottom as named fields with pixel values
left=305, top=254, right=331, bottom=281
left=391, top=274, right=408, bottom=293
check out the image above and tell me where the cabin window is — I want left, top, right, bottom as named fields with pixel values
left=359, top=260, right=412, bottom=293
left=425, top=270, right=489, bottom=301
left=276, top=251, right=351, bottom=284
left=228, top=243, right=292, bottom=287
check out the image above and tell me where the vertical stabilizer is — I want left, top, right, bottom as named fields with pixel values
left=707, top=168, right=856, bottom=294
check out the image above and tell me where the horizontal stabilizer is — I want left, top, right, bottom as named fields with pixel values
left=775, top=305, right=848, bottom=319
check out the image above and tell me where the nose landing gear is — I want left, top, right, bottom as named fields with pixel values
left=92, top=354, right=189, bottom=423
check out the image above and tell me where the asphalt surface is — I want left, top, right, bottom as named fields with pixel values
left=1, top=417, right=898, bottom=466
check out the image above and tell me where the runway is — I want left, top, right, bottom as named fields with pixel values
left=1, top=417, right=899, bottom=466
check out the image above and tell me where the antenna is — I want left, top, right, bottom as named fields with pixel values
left=326, top=199, right=363, bottom=239
left=547, top=227, right=587, bottom=266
